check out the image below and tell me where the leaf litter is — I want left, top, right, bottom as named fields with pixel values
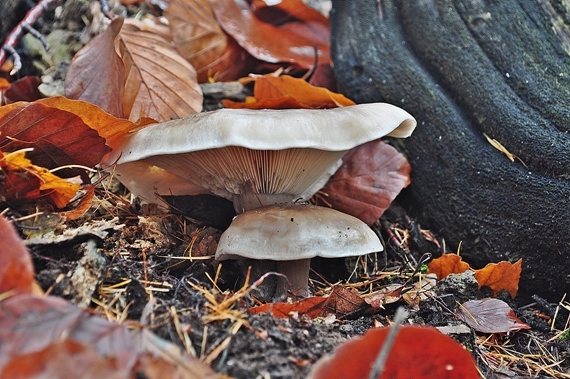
left=1, top=0, right=569, bottom=378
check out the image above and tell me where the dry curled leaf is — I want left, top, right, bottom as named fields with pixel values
left=223, top=74, right=354, bottom=109
left=316, top=140, right=411, bottom=225
left=65, top=17, right=126, bottom=118
left=474, top=259, right=522, bottom=298
left=456, top=298, right=530, bottom=334
left=428, top=254, right=471, bottom=279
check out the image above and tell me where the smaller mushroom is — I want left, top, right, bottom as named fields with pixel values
left=216, top=202, right=383, bottom=300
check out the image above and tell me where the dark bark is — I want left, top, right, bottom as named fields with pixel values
left=330, top=0, right=570, bottom=301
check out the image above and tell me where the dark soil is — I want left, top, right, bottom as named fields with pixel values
left=3, top=1, right=570, bottom=378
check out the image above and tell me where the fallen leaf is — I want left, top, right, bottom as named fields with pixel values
left=456, top=298, right=530, bottom=334
left=223, top=74, right=354, bottom=109
left=0, top=295, right=218, bottom=378
left=3, top=76, right=42, bottom=104
left=0, top=101, right=110, bottom=174
left=0, top=215, right=34, bottom=296
left=249, top=286, right=371, bottom=319
left=401, top=274, right=437, bottom=310
left=474, top=259, right=522, bottom=298
left=211, top=0, right=330, bottom=69
left=66, top=17, right=126, bottom=118
left=37, top=96, right=135, bottom=144
left=118, top=22, right=203, bottom=121
left=165, top=0, right=252, bottom=82
left=363, top=284, right=404, bottom=310
left=307, top=325, right=480, bottom=379
left=315, top=140, right=411, bottom=225
left=0, top=150, right=81, bottom=208
left=428, top=254, right=471, bottom=279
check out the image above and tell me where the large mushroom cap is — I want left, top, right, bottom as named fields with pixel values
left=104, top=103, right=416, bottom=208
left=215, top=203, right=383, bottom=261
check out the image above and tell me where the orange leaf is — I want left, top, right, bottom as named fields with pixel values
left=456, top=298, right=530, bottom=333
left=316, top=140, right=411, bottom=224
left=0, top=150, right=81, bottom=208
left=66, top=17, right=126, bottom=118
left=118, top=22, right=203, bottom=121
left=165, top=0, right=252, bottom=82
left=308, top=325, right=479, bottom=379
left=211, top=0, right=330, bottom=70
left=249, top=297, right=327, bottom=318
left=428, top=254, right=471, bottom=279
left=223, top=75, right=354, bottom=109
left=474, top=259, right=522, bottom=298
left=37, top=97, right=135, bottom=144
left=0, top=215, right=34, bottom=295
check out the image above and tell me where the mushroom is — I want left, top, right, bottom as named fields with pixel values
left=216, top=202, right=383, bottom=299
left=103, top=103, right=416, bottom=213
left=103, top=103, right=416, bottom=299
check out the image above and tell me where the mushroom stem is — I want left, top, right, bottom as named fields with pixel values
left=275, top=259, right=311, bottom=299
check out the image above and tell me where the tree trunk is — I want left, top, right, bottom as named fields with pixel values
left=330, top=0, right=570, bottom=301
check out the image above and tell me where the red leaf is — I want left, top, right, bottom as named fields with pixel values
left=317, top=140, right=411, bottom=225
left=308, top=325, right=479, bottom=379
left=250, top=297, right=327, bottom=318
left=0, top=216, right=34, bottom=295
left=65, top=17, right=126, bottom=118
left=456, top=298, right=530, bottom=334
left=211, top=0, right=330, bottom=69
left=3, top=76, right=42, bottom=104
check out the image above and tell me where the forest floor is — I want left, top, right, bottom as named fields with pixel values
left=5, top=0, right=570, bottom=378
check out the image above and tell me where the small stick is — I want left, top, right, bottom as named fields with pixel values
left=0, top=0, right=57, bottom=72
left=369, top=307, right=409, bottom=379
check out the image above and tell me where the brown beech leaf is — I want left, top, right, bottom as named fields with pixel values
left=456, top=298, right=530, bottom=334
left=66, top=17, right=126, bottom=118
left=0, top=102, right=110, bottom=173
left=474, top=259, right=522, bottom=298
left=428, top=254, right=471, bottom=279
left=249, top=296, right=327, bottom=319
left=165, top=0, right=252, bottom=82
left=0, top=216, right=34, bottom=295
left=316, top=140, right=411, bottom=225
left=211, top=0, right=330, bottom=70
left=118, top=23, right=203, bottom=122
left=223, top=74, right=354, bottom=109
left=308, top=325, right=480, bottom=379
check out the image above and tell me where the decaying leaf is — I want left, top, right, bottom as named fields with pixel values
left=223, top=74, right=354, bottom=109
left=118, top=22, right=203, bottom=121
left=65, top=17, right=126, bottom=118
left=428, top=254, right=471, bottom=280
left=211, top=0, right=330, bottom=69
left=0, top=295, right=218, bottom=378
left=307, top=325, right=480, bottom=379
left=0, top=216, right=34, bottom=296
left=165, top=0, right=252, bottom=82
left=474, top=259, right=522, bottom=298
left=456, top=298, right=530, bottom=334
left=3, top=76, right=42, bottom=104
left=316, top=140, right=411, bottom=225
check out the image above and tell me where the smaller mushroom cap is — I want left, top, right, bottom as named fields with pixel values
left=216, top=203, right=383, bottom=261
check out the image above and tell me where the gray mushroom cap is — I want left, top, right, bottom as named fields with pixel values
left=215, top=203, right=383, bottom=261
left=103, top=103, right=416, bottom=208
